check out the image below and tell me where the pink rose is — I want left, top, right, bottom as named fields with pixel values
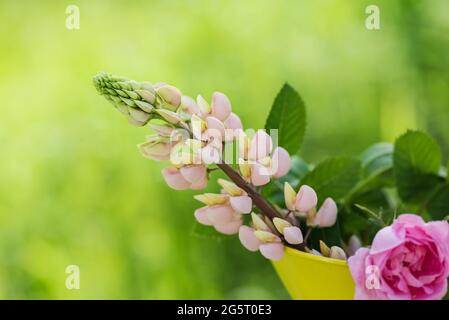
left=348, top=214, right=449, bottom=300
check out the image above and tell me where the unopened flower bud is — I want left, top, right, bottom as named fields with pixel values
left=284, top=182, right=297, bottom=211
left=254, top=230, right=280, bottom=243
left=229, top=195, right=252, bottom=214
left=197, top=95, right=211, bottom=114
left=319, top=240, right=331, bottom=257
left=211, top=92, right=232, bottom=121
left=283, top=226, right=303, bottom=245
left=239, top=162, right=252, bottom=182
left=273, top=217, right=292, bottom=234
left=329, top=246, right=347, bottom=260
left=156, top=84, right=181, bottom=110
left=155, top=109, right=182, bottom=124
left=295, top=185, right=318, bottom=212
left=217, top=179, right=243, bottom=196
left=251, top=212, right=270, bottom=231
left=348, top=235, right=362, bottom=256
left=259, top=243, right=284, bottom=261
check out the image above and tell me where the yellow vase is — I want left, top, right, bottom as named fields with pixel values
left=272, top=247, right=355, bottom=300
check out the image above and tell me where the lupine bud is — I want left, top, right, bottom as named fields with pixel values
left=155, top=109, right=182, bottom=124
left=309, top=249, right=323, bottom=256
left=229, top=195, right=252, bottom=214
left=156, top=84, right=182, bottom=110
left=238, top=132, right=250, bottom=160
left=217, top=179, right=243, bottom=196
left=138, top=138, right=171, bottom=161
left=284, top=182, right=297, bottom=211
left=180, top=96, right=199, bottom=115
left=149, top=123, right=174, bottom=137
left=129, top=107, right=151, bottom=123
left=93, top=72, right=156, bottom=126
left=314, top=197, right=338, bottom=228
left=211, top=92, right=232, bottom=121
left=197, top=95, right=211, bottom=115
left=319, top=240, right=331, bottom=257
left=329, top=246, right=347, bottom=260
left=348, top=235, right=362, bottom=256
left=206, top=205, right=234, bottom=225
left=259, top=243, right=284, bottom=261
left=248, top=130, right=273, bottom=161
left=194, top=193, right=228, bottom=206
left=239, top=162, right=252, bottom=182
left=239, top=226, right=261, bottom=252
left=194, top=207, right=213, bottom=226
left=295, top=185, right=318, bottom=212
left=179, top=165, right=206, bottom=184
left=283, top=226, right=303, bottom=244
left=306, top=207, right=317, bottom=225
left=161, top=167, right=190, bottom=190
left=273, top=217, right=292, bottom=234
left=190, top=176, right=208, bottom=190
left=254, top=230, right=281, bottom=243
left=251, top=212, right=270, bottom=231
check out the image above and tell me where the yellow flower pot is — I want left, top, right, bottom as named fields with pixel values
left=272, top=247, right=355, bottom=300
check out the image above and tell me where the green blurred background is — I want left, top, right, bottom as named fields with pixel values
left=1, top=0, right=448, bottom=299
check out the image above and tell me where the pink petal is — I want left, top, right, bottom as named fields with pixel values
left=259, top=243, right=284, bottom=261
left=190, top=175, right=208, bottom=190
left=200, top=144, right=221, bottom=164
left=426, top=221, right=449, bottom=248
left=223, top=112, right=243, bottom=130
left=206, top=116, right=226, bottom=139
left=214, top=215, right=242, bottom=235
left=370, top=226, right=404, bottom=254
left=180, top=165, right=206, bottom=184
left=206, top=205, right=234, bottom=225
left=180, top=95, right=199, bottom=115
left=161, top=167, right=190, bottom=190
left=250, top=163, right=271, bottom=186
left=211, top=92, right=232, bottom=121
left=271, top=147, right=291, bottom=178
left=314, top=197, right=338, bottom=227
left=229, top=195, right=252, bottom=214
left=283, top=226, right=303, bottom=245
left=295, top=185, right=318, bottom=212
left=348, top=235, right=362, bottom=256
left=238, top=226, right=261, bottom=252
left=248, top=130, right=273, bottom=161
left=194, top=207, right=213, bottom=226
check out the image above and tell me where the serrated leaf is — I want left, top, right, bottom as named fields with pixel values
left=301, top=157, right=361, bottom=201
left=265, top=83, right=306, bottom=154
left=427, top=184, right=449, bottom=220
left=393, top=130, right=442, bottom=203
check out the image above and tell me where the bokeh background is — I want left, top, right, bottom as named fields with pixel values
left=1, top=0, right=449, bottom=299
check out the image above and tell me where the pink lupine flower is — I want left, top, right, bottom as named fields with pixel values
left=239, top=130, right=291, bottom=186
left=348, top=214, right=449, bottom=300
left=311, top=197, right=338, bottom=228
left=193, top=180, right=252, bottom=235
left=161, top=165, right=207, bottom=190
left=284, top=182, right=318, bottom=214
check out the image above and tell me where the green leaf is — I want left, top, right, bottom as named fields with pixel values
left=265, top=83, right=306, bottom=154
left=393, top=130, right=442, bottom=203
left=349, top=143, right=394, bottom=197
left=427, top=184, right=449, bottom=220
left=301, top=157, right=361, bottom=201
